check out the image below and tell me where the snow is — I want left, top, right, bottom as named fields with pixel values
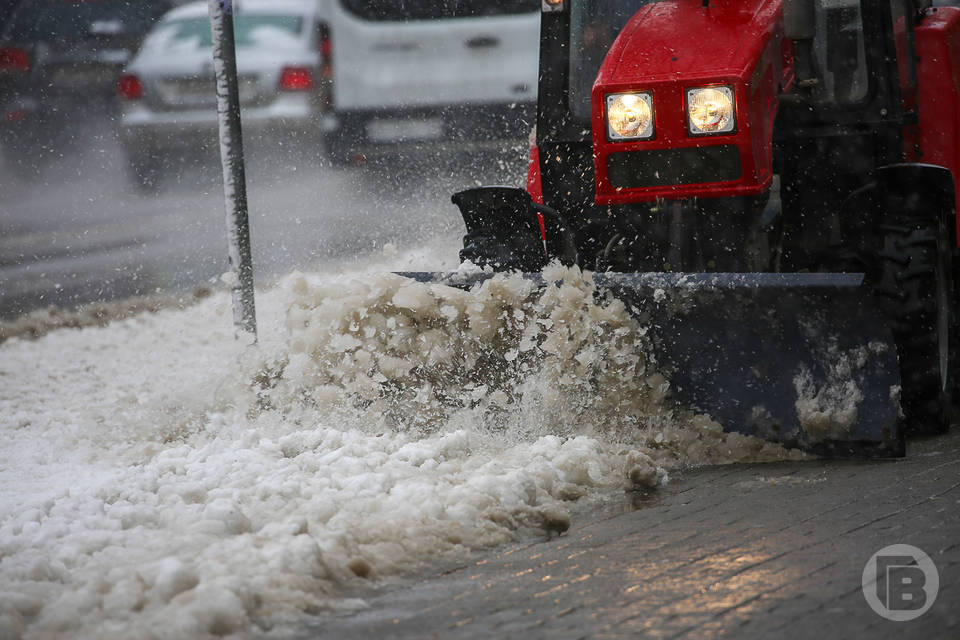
left=0, top=254, right=801, bottom=639
left=794, top=342, right=889, bottom=441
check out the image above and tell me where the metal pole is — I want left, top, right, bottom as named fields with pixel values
left=208, top=0, right=257, bottom=340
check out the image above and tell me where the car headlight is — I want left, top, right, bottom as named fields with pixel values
left=606, top=92, right=654, bottom=141
left=687, top=86, right=735, bottom=135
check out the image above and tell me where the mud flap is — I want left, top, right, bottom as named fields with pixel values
left=399, top=271, right=904, bottom=458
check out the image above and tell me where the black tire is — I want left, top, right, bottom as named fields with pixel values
left=127, top=151, right=161, bottom=195
left=323, top=128, right=361, bottom=167
left=953, top=245, right=960, bottom=410
left=1, top=134, right=45, bottom=181
left=874, top=218, right=952, bottom=435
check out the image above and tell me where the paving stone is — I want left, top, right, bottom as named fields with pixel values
left=289, top=430, right=960, bottom=639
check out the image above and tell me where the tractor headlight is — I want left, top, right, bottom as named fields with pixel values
left=606, top=92, right=654, bottom=141
left=687, top=86, right=735, bottom=135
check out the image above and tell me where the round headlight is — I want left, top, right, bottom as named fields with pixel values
left=687, top=86, right=735, bottom=134
left=606, top=92, right=654, bottom=140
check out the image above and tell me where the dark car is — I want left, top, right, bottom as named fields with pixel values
left=0, top=0, right=173, bottom=174
left=0, top=1, right=22, bottom=30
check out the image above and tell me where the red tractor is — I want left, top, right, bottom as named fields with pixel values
left=440, top=0, right=959, bottom=456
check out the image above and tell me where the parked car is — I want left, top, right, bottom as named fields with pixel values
left=0, top=0, right=173, bottom=173
left=323, top=0, right=540, bottom=164
left=117, top=0, right=333, bottom=191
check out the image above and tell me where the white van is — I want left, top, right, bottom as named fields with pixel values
left=324, top=0, right=540, bottom=162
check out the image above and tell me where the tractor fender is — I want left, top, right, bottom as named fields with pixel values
left=875, top=163, right=956, bottom=228
left=840, top=163, right=956, bottom=247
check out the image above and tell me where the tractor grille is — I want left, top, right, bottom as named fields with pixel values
left=607, top=145, right=742, bottom=189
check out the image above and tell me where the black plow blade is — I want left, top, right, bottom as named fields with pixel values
left=399, top=271, right=904, bottom=458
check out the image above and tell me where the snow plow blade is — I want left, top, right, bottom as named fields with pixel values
left=398, top=271, right=904, bottom=458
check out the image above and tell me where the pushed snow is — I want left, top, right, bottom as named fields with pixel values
left=0, top=262, right=799, bottom=639
left=794, top=342, right=889, bottom=441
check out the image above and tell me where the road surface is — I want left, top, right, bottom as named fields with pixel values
left=0, top=118, right=525, bottom=319
left=291, top=430, right=960, bottom=639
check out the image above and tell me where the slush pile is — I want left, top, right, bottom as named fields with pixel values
left=0, top=263, right=799, bottom=639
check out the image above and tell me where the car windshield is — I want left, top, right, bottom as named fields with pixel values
left=147, top=15, right=305, bottom=51
left=4, top=0, right=169, bottom=42
left=568, top=0, right=659, bottom=119
left=341, top=0, right=539, bottom=21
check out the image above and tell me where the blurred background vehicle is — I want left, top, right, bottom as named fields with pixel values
left=0, top=0, right=533, bottom=322
left=0, top=0, right=174, bottom=175
left=323, top=0, right=540, bottom=165
left=118, top=0, right=333, bottom=193
left=0, top=0, right=21, bottom=30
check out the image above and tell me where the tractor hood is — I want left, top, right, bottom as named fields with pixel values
left=602, top=0, right=784, bottom=85
left=590, top=0, right=791, bottom=205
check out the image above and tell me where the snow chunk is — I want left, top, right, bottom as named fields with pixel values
left=794, top=343, right=883, bottom=441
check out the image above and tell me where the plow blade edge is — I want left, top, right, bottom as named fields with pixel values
left=399, top=271, right=904, bottom=458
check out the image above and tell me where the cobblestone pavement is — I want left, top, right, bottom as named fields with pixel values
left=298, top=430, right=960, bottom=639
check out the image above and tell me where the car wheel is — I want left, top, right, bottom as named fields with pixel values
left=323, top=125, right=363, bottom=167
left=127, top=150, right=162, bottom=194
left=1, top=133, right=44, bottom=180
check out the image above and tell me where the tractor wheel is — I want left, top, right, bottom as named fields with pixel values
left=953, top=249, right=960, bottom=408
left=875, top=217, right=952, bottom=435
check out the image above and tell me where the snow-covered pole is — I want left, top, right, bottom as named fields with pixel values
left=208, top=0, right=257, bottom=341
